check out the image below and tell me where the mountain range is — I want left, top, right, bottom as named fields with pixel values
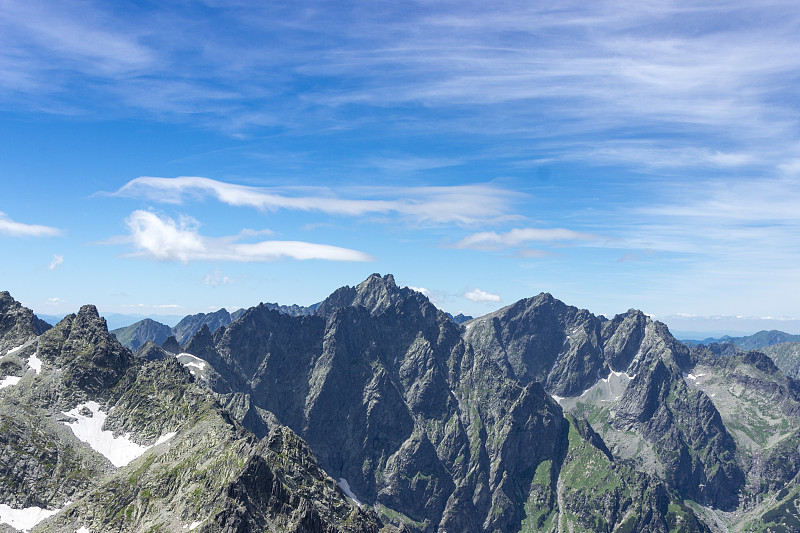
left=682, top=331, right=800, bottom=350
left=110, top=302, right=320, bottom=352
left=2, top=274, right=799, bottom=532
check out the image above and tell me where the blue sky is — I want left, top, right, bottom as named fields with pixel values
left=2, top=0, right=800, bottom=334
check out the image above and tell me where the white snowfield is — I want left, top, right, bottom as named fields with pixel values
left=337, top=478, right=363, bottom=507
left=76, top=527, right=91, bottom=533
left=0, top=375, right=21, bottom=389
left=183, top=519, right=205, bottom=530
left=0, top=503, right=61, bottom=532
left=28, top=352, right=43, bottom=374
left=62, top=401, right=176, bottom=467
left=176, top=353, right=207, bottom=370
left=4, top=343, right=26, bottom=356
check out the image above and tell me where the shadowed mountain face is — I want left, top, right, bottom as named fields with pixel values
left=111, top=302, right=318, bottom=352
left=176, top=274, right=712, bottom=531
left=5, top=274, right=799, bottom=531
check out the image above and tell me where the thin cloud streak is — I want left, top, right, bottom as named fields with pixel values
left=3, top=1, right=800, bottom=172
left=110, top=176, right=522, bottom=225
left=453, top=227, right=600, bottom=251
left=120, top=210, right=373, bottom=263
left=0, top=211, right=62, bottom=237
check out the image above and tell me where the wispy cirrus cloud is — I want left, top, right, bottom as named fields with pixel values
left=5, top=0, right=800, bottom=173
left=203, top=269, right=233, bottom=287
left=108, top=176, right=522, bottom=225
left=47, top=254, right=64, bottom=270
left=118, top=210, right=373, bottom=263
left=452, top=227, right=600, bottom=252
left=0, top=211, right=62, bottom=237
left=120, top=303, right=184, bottom=310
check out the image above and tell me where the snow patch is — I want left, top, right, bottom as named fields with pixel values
left=0, top=376, right=21, bottom=389
left=551, top=395, right=564, bottom=404
left=62, top=402, right=175, bottom=467
left=0, top=503, right=61, bottom=532
left=154, top=432, right=177, bottom=446
left=28, top=352, right=43, bottom=374
left=4, top=343, right=25, bottom=356
left=337, top=478, right=363, bottom=507
left=600, top=370, right=634, bottom=384
left=176, top=353, right=207, bottom=370
left=76, top=527, right=91, bottom=533
left=183, top=519, right=205, bottom=530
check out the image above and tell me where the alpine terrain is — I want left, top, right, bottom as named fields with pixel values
left=1, top=275, right=798, bottom=532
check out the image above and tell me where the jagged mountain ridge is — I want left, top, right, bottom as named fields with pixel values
left=0, top=295, right=383, bottom=533
left=111, top=302, right=319, bottom=351
left=4, top=275, right=798, bottom=531
left=682, top=330, right=800, bottom=350
left=176, top=274, right=711, bottom=532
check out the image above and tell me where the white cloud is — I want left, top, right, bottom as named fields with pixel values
left=0, top=211, right=61, bottom=237
left=464, top=288, right=501, bottom=303
left=120, top=303, right=183, bottom=310
left=407, top=286, right=431, bottom=298
left=109, top=176, right=522, bottom=225
left=203, top=269, right=233, bottom=287
left=407, top=285, right=437, bottom=304
left=46, top=297, right=65, bottom=305
left=453, top=227, right=600, bottom=251
left=121, top=210, right=373, bottom=263
left=47, top=254, right=64, bottom=270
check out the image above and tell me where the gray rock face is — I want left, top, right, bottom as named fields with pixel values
left=5, top=276, right=769, bottom=531
left=181, top=274, right=709, bottom=532
left=172, top=308, right=234, bottom=345
left=161, top=335, right=181, bottom=354
left=615, top=357, right=744, bottom=509
left=0, top=291, right=50, bottom=354
left=0, top=291, right=382, bottom=533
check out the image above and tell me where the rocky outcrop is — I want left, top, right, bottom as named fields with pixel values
left=615, top=357, right=744, bottom=509
left=172, top=308, right=235, bottom=345
left=0, top=291, right=50, bottom=354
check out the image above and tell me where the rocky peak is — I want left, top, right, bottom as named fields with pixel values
left=172, top=308, right=232, bottom=344
left=161, top=335, right=181, bottom=354
left=184, top=324, right=215, bottom=357
left=35, top=303, right=133, bottom=395
left=316, top=273, right=431, bottom=318
left=0, top=291, right=51, bottom=352
left=134, top=340, right=171, bottom=361
left=742, top=350, right=780, bottom=374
